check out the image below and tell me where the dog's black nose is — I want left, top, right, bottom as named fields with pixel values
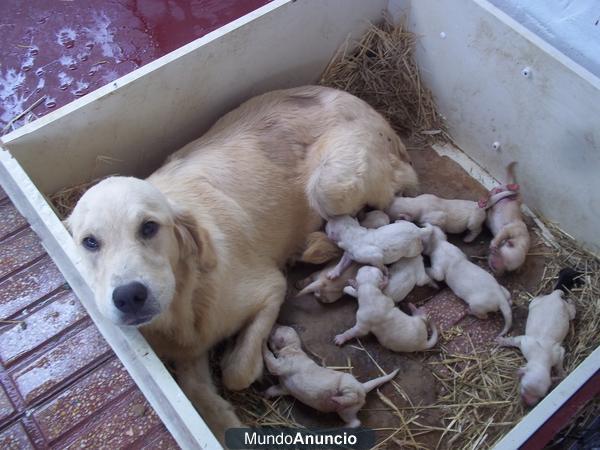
left=112, top=282, right=148, bottom=313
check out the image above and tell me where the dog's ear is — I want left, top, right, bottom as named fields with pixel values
left=173, top=209, right=217, bottom=271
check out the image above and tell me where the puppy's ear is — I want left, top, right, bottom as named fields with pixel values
left=173, top=208, right=217, bottom=271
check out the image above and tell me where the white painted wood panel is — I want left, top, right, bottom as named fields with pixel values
left=3, top=0, right=388, bottom=194
left=389, top=0, right=600, bottom=254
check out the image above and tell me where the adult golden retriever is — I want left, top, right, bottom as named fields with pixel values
left=66, top=86, right=418, bottom=442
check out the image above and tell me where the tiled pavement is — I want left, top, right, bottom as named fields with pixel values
left=0, top=186, right=178, bottom=448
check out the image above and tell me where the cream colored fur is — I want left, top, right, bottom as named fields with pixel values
left=66, top=85, right=417, bottom=442
left=263, top=326, right=398, bottom=427
left=336, top=267, right=438, bottom=352
left=497, top=290, right=575, bottom=406
left=486, top=163, right=530, bottom=274
left=424, top=226, right=513, bottom=335
left=387, top=194, right=486, bottom=242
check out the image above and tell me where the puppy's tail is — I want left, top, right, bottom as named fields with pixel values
left=555, top=268, right=584, bottom=293
left=362, top=368, right=399, bottom=393
left=498, top=295, right=513, bottom=336
left=425, top=319, right=439, bottom=349
left=296, top=279, right=321, bottom=297
left=506, top=161, right=518, bottom=185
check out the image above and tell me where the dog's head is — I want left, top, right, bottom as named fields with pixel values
left=65, top=176, right=216, bottom=326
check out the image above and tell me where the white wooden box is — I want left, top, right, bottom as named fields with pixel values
left=1, top=0, right=598, bottom=448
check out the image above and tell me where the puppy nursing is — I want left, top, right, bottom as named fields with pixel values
left=387, top=194, right=486, bottom=242
left=263, top=326, right=398, bottom=427
left=325, top=215, right=432, bottom=278
left=423, top=226, right=512, bottom=335
left=335, top=266, right=438, bottom=352
left=497, top=269, right=580, bottom=406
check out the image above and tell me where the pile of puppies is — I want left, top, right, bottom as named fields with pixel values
left=262, top=163, right=580, bottom=425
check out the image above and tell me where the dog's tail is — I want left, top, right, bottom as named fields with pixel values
left=362, top=368, right=399, bottom=393
left=555, top=268, right=584, bottom=293
left=498, top=295, right=513, bottom=336
left=506, top=161, right=518, bottom=185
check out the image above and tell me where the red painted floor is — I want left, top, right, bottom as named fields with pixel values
left=0, top=0, right=271, bottom=132
left=0, top=1, right=270, bottom=447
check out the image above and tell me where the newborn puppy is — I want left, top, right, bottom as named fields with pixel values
left=357, top=210, right=391, bottom=229
left=480, top=162, right=530, bottom=274
left=296, top=211, right=390, bottom=302
left=386, top=194, right=486, bottom=242
left=336, top=267, right=438, bottom=352
left=423, top=226, right=512, bottom=335
left=325, top=216, right=433, bottom=279
left=497, top=268, right=581, bottom=406
left=263, top=325, right=398, bottom=427
left=296, top=261, right=360, bottom=303
left=385, top=255, right=438, bottom=303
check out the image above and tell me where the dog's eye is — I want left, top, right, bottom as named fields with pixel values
left=140, top=221, right=159, bottom=239
left=82, top=236, right=100, bottom=251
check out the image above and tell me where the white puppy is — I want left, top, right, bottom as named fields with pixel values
left=296, top=211, right=390, bottom=303
left=358, top=210, right=391, bottom=229
left=480, top=162, right=530, bottom=274
left=385, top=255, right=438, bottom=303
left=325, top=216, right=432, bottom=279
left=423, top=226, right=512, bottom=335
left=386, top=194, right=486, bottom=242
left=296, top=261, right=360, bottom=303
left=335, top=267, right=438, bottom=352
left=263, top=325, right=398, bottom=427
left=497, top=268, right=580, bottom=406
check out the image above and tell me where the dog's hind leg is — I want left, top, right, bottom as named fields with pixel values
left=178, top=354, right=242, bottom=444
left=221, top=269, right=286, bottom=391
left=304, top=126, right=418, bottom=219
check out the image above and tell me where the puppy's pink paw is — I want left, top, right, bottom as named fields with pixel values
left=334, top=334, right=347, bottom=346
left=327, top=270, right=340, bottom=280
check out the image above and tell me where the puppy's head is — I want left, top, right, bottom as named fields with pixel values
left=489, top=239, right=527, bottom=275
left=421, top=225, right=445, bottom=255
left=268, top=326, right=302, bottom=353
left=65, top=176, right=216, bottom=326
left=356, top=266, right=385, bottom=287
left=518, top=365, right=551, bottom=406
left=325, top=215, right=358, bottom=242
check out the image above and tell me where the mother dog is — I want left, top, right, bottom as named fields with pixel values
left=66, top=86, right=418, bottom=441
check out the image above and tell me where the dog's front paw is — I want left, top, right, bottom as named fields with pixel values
left=222, top=348, right=264, bottom=391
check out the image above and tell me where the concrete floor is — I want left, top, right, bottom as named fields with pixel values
left=271, top=146, right=551, bottom=447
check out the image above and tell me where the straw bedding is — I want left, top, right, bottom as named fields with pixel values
left=48, top=18, right=599, bottom=450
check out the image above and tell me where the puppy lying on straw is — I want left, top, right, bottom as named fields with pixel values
left=423, top=226, right=513, bottom=335
left=386, top=194, right=486, bottom=243
left=325, top=216, right=433, bottom=278
left=497, top=268, right=581, bottom=406
left=263, top=325, right=398, bottom=427
left=335, top=266, right=438, bottom=352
